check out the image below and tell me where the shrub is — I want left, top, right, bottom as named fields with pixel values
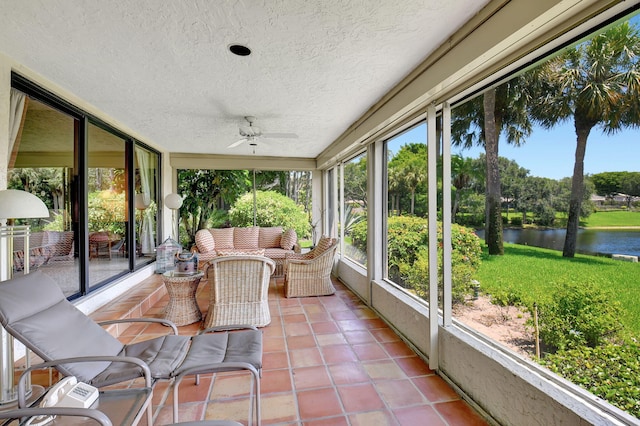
left=381, top=216, right=482, bottom=302
left=350, top=216, right=482, bottom=300
left=229, top=190, right=311, bottom=238
left=386, top=216, right=428, bottom=271
left=510, top=216, right=523, bottom=226
left=88, top=190, right=126, bottom=235
left=345, top=204, right=367, bottom=248
left=532, top=281, right=624, bottom=352
left=540, top=342, right=640, bottom=418
left=490, top=287, right=523, bottom=307
left=43, top=211, right=66, bottom=231
left=404, top=245, right=480, bottom=303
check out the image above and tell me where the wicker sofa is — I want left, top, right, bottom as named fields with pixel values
left=192, top=226, right=299, bottom=277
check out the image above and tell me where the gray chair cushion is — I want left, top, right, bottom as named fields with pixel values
left=174, top=330, right=262, bottom=376
left=87, top=334, right=191, bottom=387
left=123, top=335, right=191, bottom=379
left=0, top=271, right=124, bottom=381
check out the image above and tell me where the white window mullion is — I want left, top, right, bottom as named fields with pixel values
left=442, top=103, right=452, bottom=327
left=339, top=163, right=345, bottom=255
left=427, top=104, right=439, bottom=370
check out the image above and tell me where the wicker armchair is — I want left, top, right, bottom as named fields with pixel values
left=284, top=238, right=338, bottom=298
left=204, top=255, right=275, bottom=328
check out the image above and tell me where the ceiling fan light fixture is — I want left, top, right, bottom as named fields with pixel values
left=229, top=44, right=251, bottom=56
left=228, top=115, right=298, bottom=150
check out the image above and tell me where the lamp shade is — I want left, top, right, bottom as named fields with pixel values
left=135, top=193, right=151, bottom=210
left=0, top=189, right=49, bottom=219
left=164, top=193, right=183, bottom=209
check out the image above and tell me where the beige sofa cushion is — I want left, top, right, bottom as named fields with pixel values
left=234, top=227, right=259, bottom=249
left=217, top=248, right=265, bottom=257
left=259, top=226, right=283, bottom=248
left=195, top=229, right=216, bottom=253
left=211, top=228, right=234, bottom=249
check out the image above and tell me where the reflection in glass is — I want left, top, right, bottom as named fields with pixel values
left=7, top=95, right=80, bottom=297
left=135, top=147, right=158, bottom=266
left=87, top=123, right=128, bottom=288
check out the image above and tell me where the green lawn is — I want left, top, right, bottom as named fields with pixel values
left=475, top=243, right=640, bottom=336
left=581, top=210, right=640, bottom=227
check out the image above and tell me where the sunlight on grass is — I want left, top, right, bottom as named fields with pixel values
left=581, top=210, right=640, bottom=227
left=475, top=243, right=640, bottom=335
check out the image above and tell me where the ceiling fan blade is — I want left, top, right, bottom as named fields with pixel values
left=227, top=138, right=247, bottom=148
left=262, top=132, right=298, bottom=139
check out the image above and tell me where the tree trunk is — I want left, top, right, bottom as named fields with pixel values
left=483, top=89, right=504, bottom=255
left=452, top=191, right=460, bottom=223
left=563, top=121, right=591, bottom=257
left=410, top=190, right=415, bottom=215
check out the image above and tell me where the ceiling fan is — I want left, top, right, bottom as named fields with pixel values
left=227, top=116, right=298, bottom=149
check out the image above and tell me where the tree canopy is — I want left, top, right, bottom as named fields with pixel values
left=529, top=20, right=640, bottom=256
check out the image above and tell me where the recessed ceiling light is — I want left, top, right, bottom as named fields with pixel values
left=229, top=44, right=251, bottom=56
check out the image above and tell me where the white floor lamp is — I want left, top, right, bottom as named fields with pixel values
left=0, top=189, right=49, bottom=405
left=164, top=193, right=183, bottom=241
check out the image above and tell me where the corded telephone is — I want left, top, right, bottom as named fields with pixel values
left=40, top=376, right=99, bottom=409
left=24, top=377, right=100, bottom=426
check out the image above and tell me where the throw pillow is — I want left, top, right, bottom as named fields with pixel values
left=315, top=236, right=335, bottom=253
left=280, top=229, right=297, bottom=250
left=259, top=226, right=283, bottom=248
left=195, top=229, right=215, bottom=253
left=211, top=228, right=234, bottom=249
left=234, top=227, right=259, bottom=249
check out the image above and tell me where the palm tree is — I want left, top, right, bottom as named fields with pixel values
left=528, top=21, right=640, bottom=257
left=387, top=166, right=403, bottom=215
left=451, top=76, right=534, bottom=254
left=388, top=143, right=427, bottom=216
left=403, top=161, right=426, bottom=215
left=451, top=154, right=482, bottom=222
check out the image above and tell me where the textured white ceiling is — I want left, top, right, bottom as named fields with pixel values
left=0, top=0, right=490, bottom=158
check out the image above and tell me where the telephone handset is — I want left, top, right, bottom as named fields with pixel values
left=41, top=376, right=100, bottom=409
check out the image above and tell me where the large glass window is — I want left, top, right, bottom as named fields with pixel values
left=8, top=97, right=79, bottom=297
left=447, top=12, right=640, bottom=419
left=177, top=169, right=313, bottom=250
left=8, top=78, right=161, bottom=298
left=135, top=146, right=159, bottom=266
left=384, top=123, right=428, bottom=290
left=87, top=123, right=128, bottom=288
left=341, top=153, right=367, bottom=267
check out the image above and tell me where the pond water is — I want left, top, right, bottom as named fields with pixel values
left=474, top=228, right=640, bottom=257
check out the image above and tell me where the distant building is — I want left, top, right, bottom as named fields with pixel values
left=591, top=193, right=640, bottom=208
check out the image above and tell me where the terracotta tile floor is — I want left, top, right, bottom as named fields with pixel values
left=86, top=273, right=490, bottom=425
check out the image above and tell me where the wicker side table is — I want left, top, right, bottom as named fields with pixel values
left=161, top=271, right=204, bottom=326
